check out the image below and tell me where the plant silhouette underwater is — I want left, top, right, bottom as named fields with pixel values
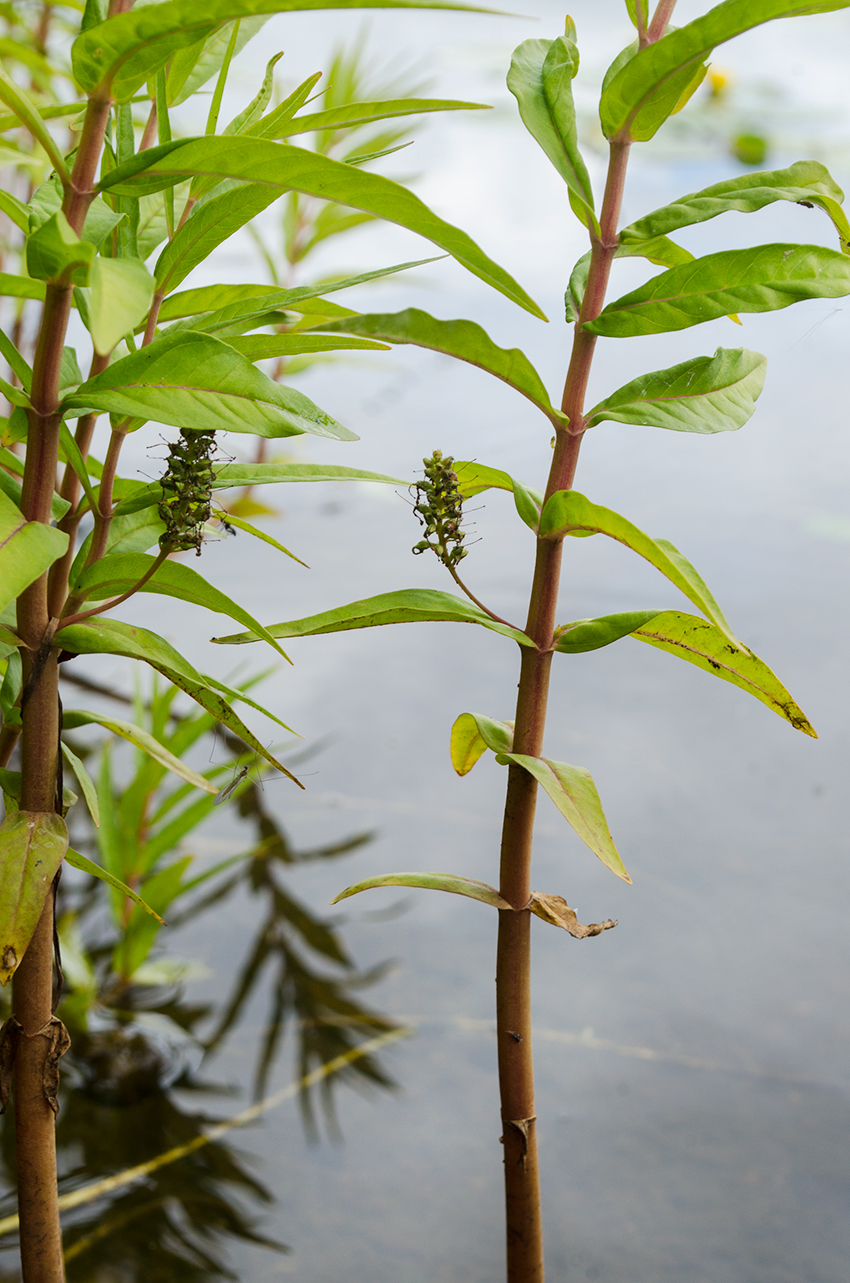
left=216, top=1, right=850, bottom=1278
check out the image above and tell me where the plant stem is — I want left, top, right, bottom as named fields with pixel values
left=59, top=546, right=171, bottom=630
left=647, top=0, right=678, bottom=44
left=494, top=137, right=632, bottom=1283
left=13, top=88, right=112, bottom=1282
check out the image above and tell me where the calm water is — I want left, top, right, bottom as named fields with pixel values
left=3, top=2, right=850, bottom=1278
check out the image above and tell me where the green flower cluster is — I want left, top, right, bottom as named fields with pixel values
left=412, top=450, right=467, bottom=569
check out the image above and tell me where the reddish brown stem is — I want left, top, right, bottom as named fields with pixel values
left=60, top=546, right=170, bottom=630
left=647, top=0, right=678, bottom=43
left=494, top=137, right=632, bottom=1283
left=139, top=102, right=158, bottom=152
left=13, top=88, right=112, bottom=1282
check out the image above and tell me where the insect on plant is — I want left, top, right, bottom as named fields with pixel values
left=214, top=1, right=850, bottom=1279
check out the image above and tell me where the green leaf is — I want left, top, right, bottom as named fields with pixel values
left=0, top=466, right=70, bottom=524
left=59, top=422, right=100, bottom=517
left=154, top=183, right=280, bottom=296
left=501, top=754, right=631, bottom=883
left=452, top=460, right=543, bottom=531
left=62, top=708, right=220, bottom=791
left=226, top=333, right=390, bottom=358
left=586, top=346, right=767, bottom=433
left=0, top=189, right=28, bottom=233
left=0, top=811, right=69, bottom=984
left=74, top=0, right=497, bottom=103
left=0, top=272, right=45, bottom=302
left=0, top=327, right=31, bottom=392
left=0, top=63, right=69, bottom=180
left=213, top=509, right=307, bottom=566
left=599, top=0, right=850, bottom=143
left=113, top=462, right=409, bottom=516
left=84, top=256, right=155, bottom=356
left=73, top=551, right=293, bottom=661
left=450, top=711, right=513, bottom=775
left=629, top=609, right=817, bottom=736
left=167, top=15, right=271, bottom=106
left=63, top=330, right=356, bottom=441
left=276, top=96, right=489, bottom=138
left=223, top=50, right=282, bottom=134
left=507, top=34, right=596, bottom=229
left=554, top=609, right=663, bottom=653
left=332, top=870, right=511, bottom=909
left=0, top=488, right=69, bottom=615
left=567, top=236, right=696, bottom=323
left=26, top=212, right=94, bottom=287
left=54, top=617, right=302, bottom=785
left=200, top=671, right=297, bottom=734
left=313, top=308, right=560, bottom=422
left=620, top=160, right=849, bottom=247
left=585, top=244, right=850, bottom=338
left=213, top=588, right=534, bottom=648
left=64, top=848, right=165, bottom=923
left=61, top=741, right=100, bottom=828
left=539, top=489, right=740, bottom=645
left=98, top=135, right=545, bottom=318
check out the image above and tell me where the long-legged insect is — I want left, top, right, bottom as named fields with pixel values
left=212, top=760, right=253, bottom=807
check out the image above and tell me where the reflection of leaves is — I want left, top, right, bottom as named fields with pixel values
left=200, top=768, right=396, bottom=1135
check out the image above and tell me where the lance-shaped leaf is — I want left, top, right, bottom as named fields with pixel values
left=586, top=347, right=767, bottom=433
left=54, top=618, right=302, bottom=785
left=154, top=183, right=280, bottom=296
left=98, top=135, right=545, bottom=318
left=313, top=308, right=560, bottom=422
left=0, top=64, right=68, bottom=180
left=500, top=754, right=630, bottom=882
left=630, top=609, right=817, bottom=736
left=61, top=741, right=100, bottom=827
left=84, top=256, right=154, bottom=356
left=600, top=0, right=850, bottom=143
left=62, top=709, right=221, bottom=792
left=620, top=160, right=850, bottom=248
left=507, top=29, right=596, bottom=229
left=540, top=489, right=740, bottom=645
left=64, top=848, right=165, bottom=923
left=554, top=609, right=664, bottom=653
left=114, top=462, right=409, bottom=516
left=332, top=870, right=512, bottom=909
left=73, top=0, right=496, bottom=102
left=211, top=588, right=533, bottom=648
left=0, top=489, right=69, bottom=615
left=0, top=272, right=45, bottom=302
left=73, top=551, right=292, bottom=660
left=567, top=236, right=695, bottom=323
left=452, top=460, right=543, bottom=532
left=450, top=711, right=513, bottom=775
left=167, top=14, right=270, bottom=106
left=26, top=212, right=94, bottom=287
left=585, top=243, right=850, bottom=339
left=278, top=96, right=490, bottom=138
left=0, top=812, right=69, bottom=984
left=63, top=331, right=355, bottom=441
left=227, top=333, right=389, bottom=359
left=0, top=190, right=28, bottom=233
left=212, top=509, right=307, bottom=566
left=156, top=259, right=429, bottom=327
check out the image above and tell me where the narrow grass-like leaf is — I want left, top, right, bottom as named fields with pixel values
left=630, top=609, right=817, bottom=735
left=211, top=588, right=534, bottom=648
left=62, top=708, right=218, bottom=791
left=0, top=64, right=69, bottom=180
left=155, top=184, right=280, bottom=295
left=450, top=711, right=513, bottom=775
left=60, top=741, right=100, bottom=827
left=64, top=848, right=165, bottom=923
left=314, top=308, right=560, bottom=421
left=501, top=754, right=631, bottom=883
left=587, top=347, right=767, bottom=433
left=54, top=618, right=302, bottom=785
left=73, top=551, right=292, bottom=660
left=600, top=0, right=850, bottom=143
left=214, top=510, right=307, bottom=566
left=540, top=489, right=740, bottom=645
left=332, top=871, right=511, bottom=909
left=114, top=463, right=408, bottom=516
left=227, top=333, right=389, bottom=359
left=0, top=489, right=69, bottom=614
left=278, top=96, right=489, bottom=137
left=64, top=330, right=355, bottom=441
left=585, top=244, right=850, bottom=338
left=98, top=135, right=545, bottom=317
left=0, top=812, right=69, bottom=984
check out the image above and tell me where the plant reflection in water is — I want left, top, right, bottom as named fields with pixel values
left=0, top=672, right=397, bottom=1280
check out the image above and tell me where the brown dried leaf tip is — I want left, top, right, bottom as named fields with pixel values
left=36, top=1016, right=71, bottom=1117
left=527, top=892, right=616, bottom=938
